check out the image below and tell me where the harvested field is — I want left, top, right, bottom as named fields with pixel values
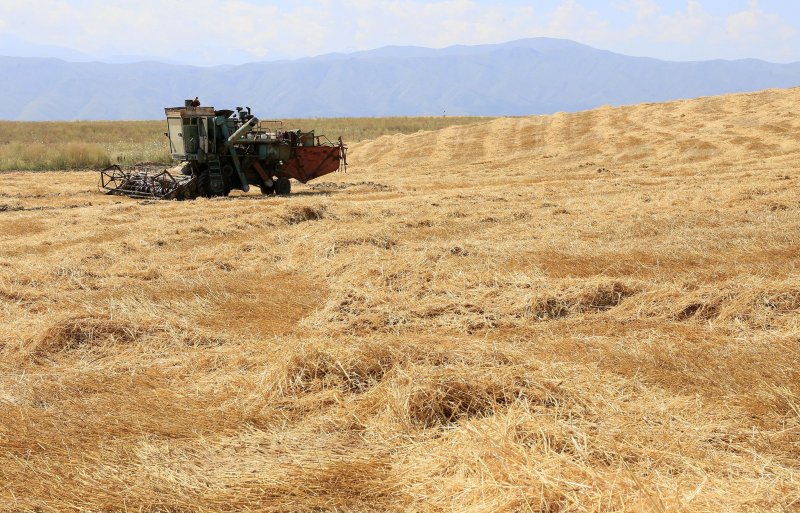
left=1, top=87, right=799, bottom=511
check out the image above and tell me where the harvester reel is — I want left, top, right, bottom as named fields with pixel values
left=98, top=165, right=127, bottom=192
left=99, top=164, right=198, bottom=200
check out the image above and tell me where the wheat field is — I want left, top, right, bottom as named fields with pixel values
left=0, top=88, right=799, bottom=512
left=0, top=117, right=491, bottom=171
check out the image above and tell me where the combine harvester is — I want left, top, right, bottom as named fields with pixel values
left=100, top=100, right=347, bottom=199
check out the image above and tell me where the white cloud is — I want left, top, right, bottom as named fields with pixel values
left=0, top=0, right=337, bottom=62
left=0, top=0, right=603, bottom=63
left=630, top=0, right=658, bottom=20
left=613, top=0, right=713, bottom=44
left=726, top=0, right=795, bottom=41
left=0, top=0, right=796, bottom=64
left=719, top=0, right=796, bottom=61
left=547, top=0, right=610, bottom=42
left=655, top=0, right=713, bottom=44
left=344, top=0, right=543, bottom=51
left=604, top=0, right=798, bottom=62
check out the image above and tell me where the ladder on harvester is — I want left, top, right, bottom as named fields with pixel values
left=207, top=156, right=225, bottom=195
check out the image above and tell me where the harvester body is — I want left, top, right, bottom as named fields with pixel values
left=100, top=100, right=346, bottom=199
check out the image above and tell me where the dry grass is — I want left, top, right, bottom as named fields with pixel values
left=0, top=116, right=492, bottom=171
left=1, top=87, right=799, bottom=511
left=0, top=121, right=166, bottom=170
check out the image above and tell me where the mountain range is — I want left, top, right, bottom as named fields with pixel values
left=2, top=38, right=800, bottom=121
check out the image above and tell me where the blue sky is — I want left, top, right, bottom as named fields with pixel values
left=0, top=1, right=797, bottom=65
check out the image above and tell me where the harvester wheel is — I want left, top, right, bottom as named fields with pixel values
left=196, top=171, right=212, bottom=198
left=275, top=177, right=291, bottom=195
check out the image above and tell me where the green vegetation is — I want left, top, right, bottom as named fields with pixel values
left=0, top=116, right=494, bottom=171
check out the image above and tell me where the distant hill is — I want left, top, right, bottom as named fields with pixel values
left=2, top=38, right=800, bottom=120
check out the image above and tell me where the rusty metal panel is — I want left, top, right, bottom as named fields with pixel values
left=281, top=145, right=344, bottom=183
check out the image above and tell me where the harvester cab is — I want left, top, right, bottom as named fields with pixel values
left=100, top=99, right=347, bottom=200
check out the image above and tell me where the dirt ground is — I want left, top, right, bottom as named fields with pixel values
left=1, top=87, right=799, bottom=512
